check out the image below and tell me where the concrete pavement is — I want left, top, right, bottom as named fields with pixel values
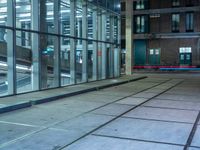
left=0, top=73, right=200, bottom=150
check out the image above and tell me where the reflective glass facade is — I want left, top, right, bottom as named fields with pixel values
left=0, top=0, right=121, bottom=96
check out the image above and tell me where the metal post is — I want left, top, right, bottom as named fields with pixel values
left=117, top=16, right=121, bottom=77
left=70, top=0, right=76, bottom=84
left=109, top=15, right=114, bottom=78
left=40, top=0, right=48, bottom=89
left=31, top=0, right=40, bottom=90
left=125, top=0, right=134, bottom=75
left=53, top=0, right=61, bottom=87
left=101, top=11, right=107, bottom=79
left=92, top=9, right=98, bottom=80
left=82, top=0, right=88, bottom=82
left=97, top=10, right=102, bottom=79
left=7, top=0, right=16, bottom=95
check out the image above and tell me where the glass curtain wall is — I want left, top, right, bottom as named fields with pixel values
left=0, top=0, right=120, bottom=97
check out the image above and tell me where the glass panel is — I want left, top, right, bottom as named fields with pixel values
left=114, top=16, right=118, bottom=43
left=180, top=54, right=184, bottom=60
left=185, top=47, right=192, bottom=53
left=155, top=49, right=159, bottom=55
left=106, top=15, right=110, bottom=41
left=60, top=0, right=71, bottom=86
left=0, top=0, right=7, bottom=26
left=88, top=5, right=93, bottom=39
left=76, top=0, right=82, bottom=38
left=40, top=34, right=57, bottom=89
left=46, top=0, right=55, bottom=33
left=76, top=39, right=82, bottom=83
left=88, top=40, right=94, bottom=80
left=61, top=36, right=70, bottom=86
left=172, top=0, right=180, bottom=7
left=150, top=49, right=154, bottom=55
left=16, top=30, right=32, bottom=93
left=16, top=0, right=31, bottom=29
left=172, top=14, right=180, bottom=32
left=0, top=28, right=8, bottom=96
left=186, top=54, right=190, bottom=60
left=186, top=13, right=194, bottom=31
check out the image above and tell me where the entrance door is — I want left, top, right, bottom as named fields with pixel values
left=149, top=49, right=160, bottom=65
left=134, top=40, right=147, bottom=65
left=179, top=47, right=192, bottom=65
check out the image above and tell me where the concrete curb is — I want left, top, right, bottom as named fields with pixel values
left=0, top=76, right=147, bottom=114
left=0, top=102, right=31, bottom=114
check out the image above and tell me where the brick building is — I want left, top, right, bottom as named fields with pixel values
left=121, top=0, right=200, bottom=73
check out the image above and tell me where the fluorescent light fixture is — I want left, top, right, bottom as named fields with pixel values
left=61, top=10, right=70, bottom=13
left=61, top=73, right=71, bottom=77
left=46, top=2, right=53, bottom=6
left=47, top=11, right=53, bottom=15
left=19, top=18, right=31, bottom=22
left=16, top=66, right=31, bottom=71
left=0, top=7, right=7, bottom=13
left=0, top=62, right=31, bottom=71
left=0, top=0, right=6, bottom=4
left=16, top=6, right=21, bottom=9
left=46, top=17, right=54, bottom=20
left=0, top=15, right=6, bottom=19
left=19, top=13, right=31, bottom=17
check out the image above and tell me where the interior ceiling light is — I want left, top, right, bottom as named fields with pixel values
left=0, top=0, right=6, bottom=4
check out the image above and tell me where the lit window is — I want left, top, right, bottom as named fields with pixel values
left=186, top=12, right=194, bottom=32
left=134, top=0, right=149, bottom=10
left=179, top=47, right=192, bottom=53
left=172, top=0, right=180, bottom=7
left=172, top=13, right=180, bottom=32
left=134, top=15, right=149, bottom=33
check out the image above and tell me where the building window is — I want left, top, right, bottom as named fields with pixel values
left=185, top=0, right=194, bottom=6
left=186, top=12, right=194, bottom=32
left=179, top=47, right=192, bottom=65
left=121, top=2, right=126, bottom=11
left=134, top=0, right=149, bottom=10
left=172, top=14, right=180, bottom=32
left=134, top=15, right=149, bottom=33
left=172, top=0, right=180, bottom=7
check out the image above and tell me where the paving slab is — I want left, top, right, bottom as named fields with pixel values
left=144, top=99, right=200, bottom=111
left=39, top=98, right=107, bottom=112
left=143, top=88, right=165, bottom=93
left=189, top=147, right=200, bottom=150
left=191, top=125, right=200, bottom=147
left=0, top=105, right=83, bottom=126
left=64, top=135, right=183, bottom=150
left=53, top=114, right=114, bottom=133
left=94, top=118, right=193, bottom=145
left=90, top=103, right=132, bottom=116
left=0, top=128, right=83, bottom=150
left=123, top=107, right=198, bottom=123
left=116, top=97, right=148, bottom=105
left=157, top=94, right=200, bottom=102
left=92, top=90, right=135, bottom=97
left=166, top=89, right=200, bottom=96
left=0, top=122, right=39, bottom=146
left=131, top=92, right=158, bottom=99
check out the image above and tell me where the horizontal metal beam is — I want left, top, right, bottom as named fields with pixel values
left=121, top=6, right=200, bottom=15
left=132, top=32, right=200, bottom=39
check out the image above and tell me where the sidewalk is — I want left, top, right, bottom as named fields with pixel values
left=0, top=75, right=146, bottom=114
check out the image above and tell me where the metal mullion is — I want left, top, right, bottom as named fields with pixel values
left=70, top=0, right=76, bottom=84
left=7, top=0, right=16, bottom=95
left=53, top=0, right=61, bottom=87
